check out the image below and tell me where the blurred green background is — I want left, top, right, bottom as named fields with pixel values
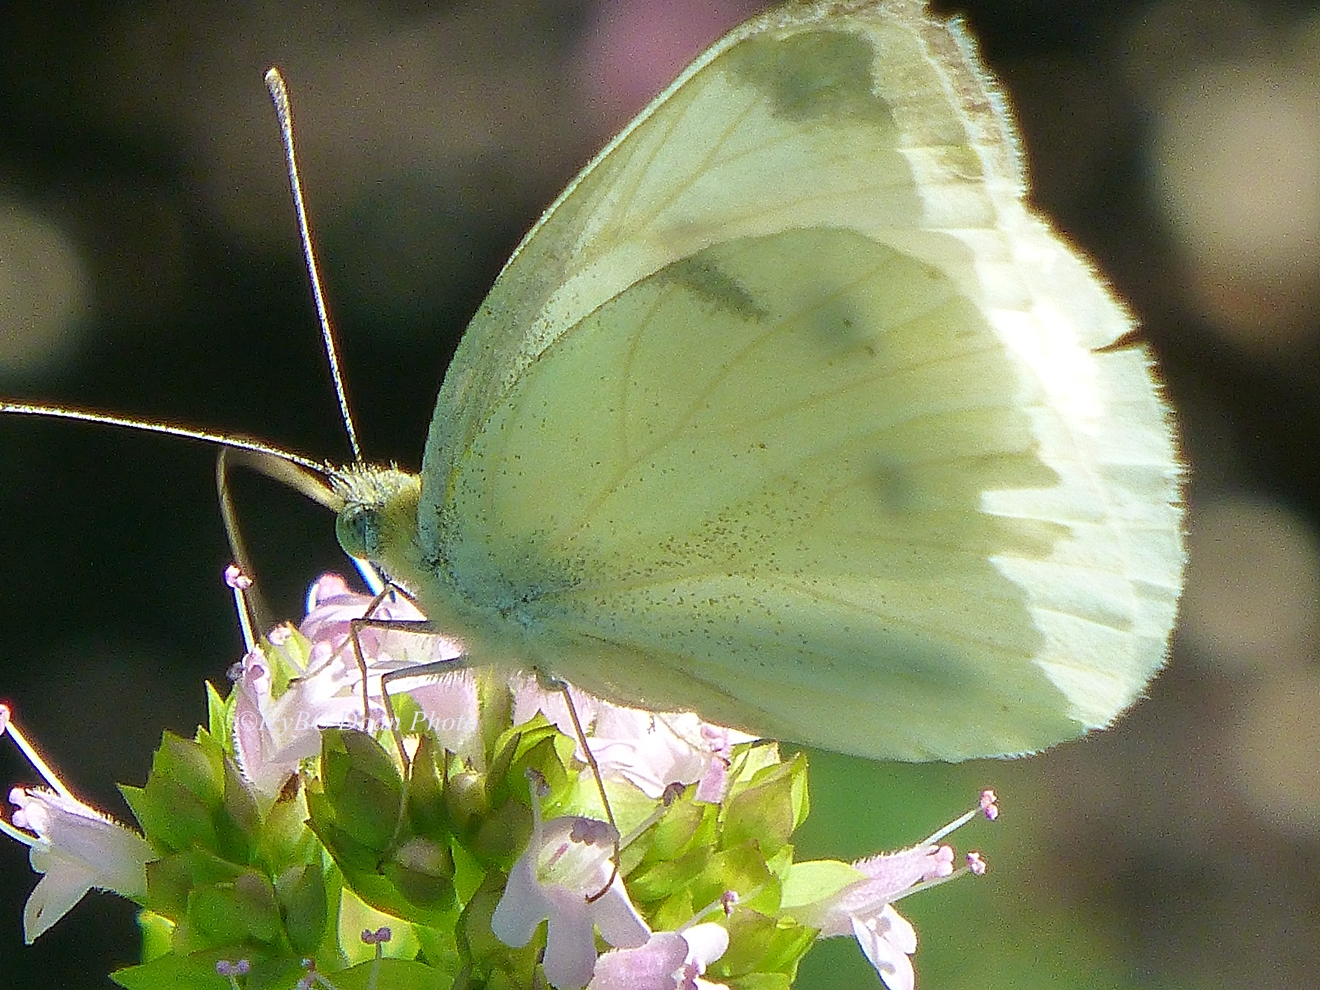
left=2, top=1, right=1319, bottom=988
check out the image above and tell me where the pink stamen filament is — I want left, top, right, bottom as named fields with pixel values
left=922, top=790, right=1000, bottom=845
left=225, top=565, right=258, bottom=654
left=887, top=857, right=989, bottom=903
left=0, top=704, right=75, bottom=801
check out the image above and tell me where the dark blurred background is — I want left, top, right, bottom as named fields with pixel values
left=2, top=1, right=1318, bottom=987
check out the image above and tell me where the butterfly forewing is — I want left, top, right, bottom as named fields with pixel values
left=388, top=0, right=1183, bottom=761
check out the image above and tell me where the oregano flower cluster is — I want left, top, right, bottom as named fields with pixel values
left=2, top=570, right=995, bottom=990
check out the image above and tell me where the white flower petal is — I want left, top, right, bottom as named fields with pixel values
left=591, top=878, right=651, bottom=950
left=22, top=858, right=96, bottom=943
left=880, top=904, right=917, bottom=955
left=543, top=888, right=602, bottom=990
left=852, top=907, right=917, bottom=990
left=680, top=922, right=730, bottom=971
left=400, top=669, right=481, bottom=758
left=493, top=808, right=651, bottom=990
left=490, top=854, right=555, bottom=948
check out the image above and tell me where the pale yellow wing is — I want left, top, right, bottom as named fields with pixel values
left=385, top=0, right=1183, bottom=760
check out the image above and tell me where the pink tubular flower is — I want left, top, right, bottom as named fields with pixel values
left=491, top=779, right=649, bottom=989
left=800, top=845, right=952, bottom=990
left=5, top=787, right=155, bottom=943
left=230, top=574, right=475, bottom=796
left=1, top=706, right=154, bottom=943
left=806, top=845, right=956, bottom=939
left=511, top=677, right=753, bottom=801
left=794, top=793, right=998, bottom=990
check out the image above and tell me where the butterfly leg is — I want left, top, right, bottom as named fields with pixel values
left=348, top=583, right=465, bottom=774
left=534, top=671, right=621, bottom=903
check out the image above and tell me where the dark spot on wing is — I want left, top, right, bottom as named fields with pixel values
left=731, top=30, right=889, bottom=124
left=870, top=457, right=920, bottom=514
left=668, top=256, right=767, bottom=321
left=802, top=292, right=876, bottom=356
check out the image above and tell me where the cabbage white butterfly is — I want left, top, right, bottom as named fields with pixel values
left=2, top=0, right=1184, bottom=764
left=330, top=0, right=1185, bottom=761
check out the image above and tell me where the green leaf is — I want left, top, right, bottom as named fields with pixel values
left=412, top=922, right=463, bottom=984
left=628, top=844, right=711, bottom=903
left=717, top=908, right=817, bottom=983
left=215, top=757, right=258, bottom=863
left=186, top=871, right=281, bottom=945
left=205, top=681, right=230, bottom=745
left=706, top=842, right=779, bottom=914
left=320, top=730, right=404, bottom=851
left=130, top=775, right=218, bottom=855
left=112, top=953, right=229, bottom=990
left=639, top=791, right=715, bottom=864
left=143, top=854, right=198, bottom=919
left=264, top=628, right=311, bottom=699
left=252, top=776, right=317, bottom=875
left=779, top=859, right=864, bottom=911
left=722, top=756, right=805, bottom=856
left=328, top=958, right=452, bottom=990
left=124, top=733, right=231, bottom=855
left=444, top=769, right=490, bottom=838
left=488, top=717, right=575, bottom=809
left=469, top=796, right=532, bottom=867
left=449, top=835, right=488, bottom=905
left=728, top=743, right=786, bottom=794
left=382, top=837, right=456, bottom=910
left=405, top=733, right=452, bottom=841
left=136, top=909, right=175, bottom=964
left=457, top=872, right=541, bottom=987
left=729, top=974, right=793, bottom=990
left=275, top=861, right=329, bottom=956
left=336, top=885, right=424, bottom=963
left=306, top=799, right=384, bottom=875
left=163, top=731, right=226, bottom=808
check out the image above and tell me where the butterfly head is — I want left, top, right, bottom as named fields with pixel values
left=331, top=464, right=422, bottom=572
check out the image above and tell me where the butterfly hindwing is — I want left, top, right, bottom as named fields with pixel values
left=451, top=227, right=1090, bottom=758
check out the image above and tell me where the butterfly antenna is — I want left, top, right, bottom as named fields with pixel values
left=0, top=402, right=340, bottom=630
left=265, top=67, right=363, bottom=465
left=0, top=402, right=328, bottom=473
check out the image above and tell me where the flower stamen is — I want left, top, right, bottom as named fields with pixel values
left=0, top=704, right=74, bottom=802
left=225, top=564, right=258, bottom=654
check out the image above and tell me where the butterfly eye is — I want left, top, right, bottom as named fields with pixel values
left=336, top=502, right=382, bottom=561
